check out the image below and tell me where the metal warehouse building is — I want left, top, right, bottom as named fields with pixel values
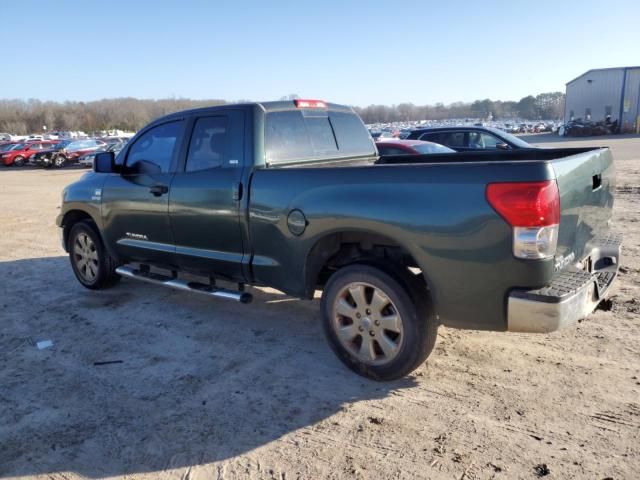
left=565, top=66, right=640, bottom=132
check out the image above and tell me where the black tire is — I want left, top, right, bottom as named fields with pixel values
left=54, top=154, right=67, bottom=168
left=68, top=221, right=121, bottom=290
left=320, top=263, right=437, bottom=381
left=13, top=156, right=25, bottom=167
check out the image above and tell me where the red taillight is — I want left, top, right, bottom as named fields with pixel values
left=294, top=99, right=327, bottom=108
left=486, top=180, right=559, bottom=227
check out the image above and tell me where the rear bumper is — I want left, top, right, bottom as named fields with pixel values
left=507, top=233, right=622, bottom=333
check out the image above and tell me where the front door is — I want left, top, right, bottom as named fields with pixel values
left=169, top=111, right=246, bottom=280
left=101, top=119, right=185, bottom=264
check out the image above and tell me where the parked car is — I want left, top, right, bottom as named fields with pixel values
left=0, top=142, right=19, bottom=153
left=78, top=142, right=126, bottom=168
left=407, top=126, right=533, bottom=151
left=1, top=141, right=59, bottom=166
left=99, top=137, right=128, bottom=146
left=31, top=139, right=106, bottom=168
left=375, top=139, right=455, bottom=156
left=57, top=99, right=620, bottom=381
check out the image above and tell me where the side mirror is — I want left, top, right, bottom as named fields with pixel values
left=94, top=151, right=116, bottom=173
left=496, top=143, right=510, bottom=150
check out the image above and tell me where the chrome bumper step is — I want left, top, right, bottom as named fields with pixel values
left=507, top=232, right=622, bottom=333
left=115, top=265, right=253, bottom=304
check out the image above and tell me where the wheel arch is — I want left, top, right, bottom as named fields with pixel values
left=60, top=209, right=101, bottom=252
left=304, top=229, right=434, bottom=303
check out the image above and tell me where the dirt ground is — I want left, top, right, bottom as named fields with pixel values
left=1, top=134, right=638, bottom=480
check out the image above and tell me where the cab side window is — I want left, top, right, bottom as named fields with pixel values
left=468, top=132, right=502, bottom=149
left=479, top=133, right=501, bottom=148
left=126, top=121, right=182, bottom=174
left=419, top=132, right=441, bottom=143
left=185, top=116, right=228, bottom=172
left=439, top=132, right=465, bottom=148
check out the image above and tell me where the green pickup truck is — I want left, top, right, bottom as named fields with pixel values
left=57, top=100, right=621, bottom=380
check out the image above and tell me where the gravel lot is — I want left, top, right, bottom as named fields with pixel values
left=1, top=135, right=638, bottom=479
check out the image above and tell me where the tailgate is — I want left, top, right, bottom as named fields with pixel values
left=551, top=147, right=615, bottom=266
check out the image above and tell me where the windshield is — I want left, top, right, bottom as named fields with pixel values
left=487, top=127, right=532, bottom=148
left=108, top=143, right=124, bottom=152
left=55, top=140, right=72, bottom=149
left=0, top=143, right=16, bottom=152
left=412, top=143, right=455, bottom=154
left=10, top=143, right=28, bottom=150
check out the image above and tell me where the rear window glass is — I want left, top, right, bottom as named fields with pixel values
left=305, top=116, right=338, bottom=154
left=329, top=111, right=375, bottom=155
left=265, top=110, right=374, bottom=164
left=265, top=111, right=313, bottom=163
left=413, top=143, right=455, bottom=154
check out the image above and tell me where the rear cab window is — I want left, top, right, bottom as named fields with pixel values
left=265, top=107, right=375, bottom=165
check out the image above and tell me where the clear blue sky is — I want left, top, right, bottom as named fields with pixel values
left=1, top=0, right=638, bottom=106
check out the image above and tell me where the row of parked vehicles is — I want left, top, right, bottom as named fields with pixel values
left=0, top=137, right=128, bottom=168
left=370, top=121, right=558, bottom=140
left=2, top=124, right=533, bottom=169
left=375, top=125, right=533, bottom=154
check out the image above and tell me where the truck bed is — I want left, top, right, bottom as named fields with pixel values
left=251, top=147, right=615, bottom=331
left=375, top=146, right=601, bottom=164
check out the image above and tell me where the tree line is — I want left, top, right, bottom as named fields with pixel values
left=0, top=92, right=564, bottom=134
left=0, top=98, right=226, bottom=135
left=354, top=92, right=565, bottom=124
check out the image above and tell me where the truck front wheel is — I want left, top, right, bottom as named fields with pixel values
left=68, top=221, right=120, bottom=290
left=320, top=264, right=437, bottom=381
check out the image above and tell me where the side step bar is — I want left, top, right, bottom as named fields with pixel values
left=115, top=266, right=253, bottom=304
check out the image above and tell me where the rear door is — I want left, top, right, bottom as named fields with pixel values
left=168, top=110, right=246, bottom=279
left=101, top=120, right=184, bottom=263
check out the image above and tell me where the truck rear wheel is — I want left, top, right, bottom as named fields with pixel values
left=68, top=221, right=120, bottom=290
left=321, top=264, right=437, bottom=381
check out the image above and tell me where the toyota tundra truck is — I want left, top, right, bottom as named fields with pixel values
left=56, top=99, right=621, bottom=380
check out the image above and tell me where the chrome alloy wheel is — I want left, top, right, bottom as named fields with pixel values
left=332, top=282, right=404, bottom=366
left=73, top=232, right=99, bottom=282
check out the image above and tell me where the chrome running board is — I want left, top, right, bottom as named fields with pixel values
left=115, top=265, right=253, bottom=304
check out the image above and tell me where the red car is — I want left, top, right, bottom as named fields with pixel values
left=0, top=142, right=19, bottom=153
left=1, top=141, right=60, bottom=166
left=375, top=139, right=455, bottom=156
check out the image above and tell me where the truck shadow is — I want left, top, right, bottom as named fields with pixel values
left=0, top=164, right=90, bottom=172
left=0, top=256, right=416, bottom=478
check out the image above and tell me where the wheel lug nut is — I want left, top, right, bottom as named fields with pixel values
left=358, top=326, right=364, bottom=332
left=366, top=309, right=371, bottom=315
left=356, top=312, right=361, bottom=319
left=374, top=320, right=380, bottom=326
left=369, top=330, right=375, bottom=336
